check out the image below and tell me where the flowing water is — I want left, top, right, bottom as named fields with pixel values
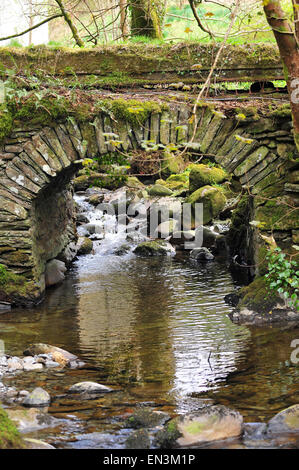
left=0, top=193, right=299, bottom=448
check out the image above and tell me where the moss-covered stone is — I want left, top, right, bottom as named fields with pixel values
left=186, top=185, right=226, bottom=225
left=154, top=418, right=182, bottom=449
left=0, top=264, right=39, bottom=305
left=0, top=104, right=13, bottom=141
left=125, top=176, right=145, bottom=189
left=161, top=150, right=185, bottom=178
left=100, top=98, right=166, bottom=128
left=147, top=184, right=174, bottom=197
left=133, top=240, right=174, bottom=256
left=77, top=237, right=93, bottom=255
left=238, top=277, right=283, bottom=314
left=0, top=405, right=25, bottom=449
left=255, top=197, right=299, bottom=230
left=125, top=408, right=169, bottom=429
left=189, top=164, right=227, bottom=192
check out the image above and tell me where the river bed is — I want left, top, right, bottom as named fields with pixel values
left=0, top=194, right=298, bottom=449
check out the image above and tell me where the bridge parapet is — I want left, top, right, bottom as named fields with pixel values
left=0, top=43, right=283, bottom=86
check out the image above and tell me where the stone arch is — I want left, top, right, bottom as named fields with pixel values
left=0, top=102, right=298, bottom=305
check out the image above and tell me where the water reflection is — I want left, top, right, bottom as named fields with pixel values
left=0, top=250, right=298, bottom=443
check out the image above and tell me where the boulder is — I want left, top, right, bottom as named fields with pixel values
left=266, top=405, right=299, bottom=435
left=147, top=184, right=174, bottom=197
left=0, top=406, right=24, bottom=449
left=6, top=408, right=58, bottom=432
left=161, top=149, right=185, bottom=178
left=45, top=259, right=67, bottom=287
left=7, top=357, right=23, bottom=371
left=24, top=438, right=55, bottom=449
left=76, top=213, right=89, bottom=225
left=22, top=388, right=51, bottom=407
left=190, top=247, right=214, bottom=262
left=125, top=429, right=151, bottom=449
left=68, top=382, right=112, bottom=394
left=88, top=193, right=105, bottom=206
left=77, top=237, right=93, bottom=255
left=23, top=344, right=78, bottom=363
left=189, top=164, right=227, bottom=193
left=125, top=408, right=170, bottom=429
left=156, top=406, right=243, bottom=447
left=23, top=363, right=43, bottom=372
left=125, top=176, right=145, bottom=189
left=133, top=240, right=175, bottom=257
left=187, top=186, right=226, bottom=225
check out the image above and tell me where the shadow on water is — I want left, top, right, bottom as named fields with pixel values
left=0, top=252, right=298, bottom=447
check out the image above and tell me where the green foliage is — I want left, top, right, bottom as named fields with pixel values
left=0, top=405, right=24, bottom=449
left=0, top=264, right=9, bottom=285
left=265, top=248, right=299, bottom=311
left=0, top=104, right=13, bottom=141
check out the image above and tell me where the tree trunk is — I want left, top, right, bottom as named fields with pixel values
left=129, top=0, right=165, bottom=39
left=120, top=0, right=129, bottom=38
left=263, top=1, right=299, bottom=151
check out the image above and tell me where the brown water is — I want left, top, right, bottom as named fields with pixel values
left=0, top=253, right=299, bottom=448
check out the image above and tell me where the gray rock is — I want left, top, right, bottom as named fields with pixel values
left=266, top=404, right=299, bottom=435
left=0, top=356, right=8, bottom=367
left=125, top=408, right=170, bottom=429
left=23, top=363, right=43, bottom=372
left=134, top=240, right=175, bottom=257
left=45, top=259, right=67, bottom=287
left=24, top=344, right=78, bottom=362
left=45, top=361, right=60, bottom=368
left=77, top=236, right=93, bottom=255
left=125, top=429, right=151, bottom=449
left=76, top=213, right=89, bottom=225
left=190, top=247, right=214, bottom=262
left=7, top=357, right=23, bottom=371
left=6, top=407, right=58, bottom=432
left=68, top=381, right=112, bottom=394
left=24, top=438, right=56, bottom=449
left=23, top=387, right=51, bottom=407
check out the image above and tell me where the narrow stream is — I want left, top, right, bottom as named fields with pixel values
left=0, top=193, right=298, bottom=448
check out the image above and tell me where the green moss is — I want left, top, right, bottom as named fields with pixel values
left=134, top=240, right=172, bottom=256
left=189, top=164, right=227, bottom=193
left=255, top=197, right=299, bottom=230
left=239, top=276, right=283, bottom=314
left=0, top=405, right=25, bottom=449
left=270, top=103, right=292, bottom=119
left=0, top=104, right=13, bottom=141
left=99, top=98, right=167, bottom=128
left=186, top=185, right=226, bottom=225
left=147, top=184, right=173, bottom=197
left=161, top=150, right=185, bottom=178
left=155, top=419, right=181, bottom=449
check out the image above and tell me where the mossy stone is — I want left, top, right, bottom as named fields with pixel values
left=238, top=277, right=283, bottom=314
left=186, top=185, right=226, bottom=225
left=161, top=150, right=185, bottom=178
left=189, top=164, right=227, bottom=193
left=147, top=184, right=173, bottom=197
left=255, top=197, right=299, bottom=230
left=133, top=240, right=174, bottom=257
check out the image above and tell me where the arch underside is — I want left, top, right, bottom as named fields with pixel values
left=0, top=103, right=297, bottom=304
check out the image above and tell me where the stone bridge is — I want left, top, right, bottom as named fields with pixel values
left=0, top=97, right=298, bottom=305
